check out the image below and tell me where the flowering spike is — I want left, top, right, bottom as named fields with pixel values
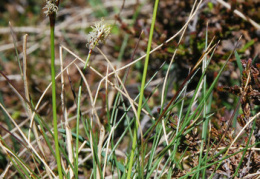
left=86, top=18, right=111, bottom=50
left=43, top=0, right=59, bottom=16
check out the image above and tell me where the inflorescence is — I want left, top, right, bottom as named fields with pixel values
left=43, top=0, right=59, bottom=16
left=86, top=18, right=111, bottom=50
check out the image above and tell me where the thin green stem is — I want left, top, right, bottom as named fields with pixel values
left=127, top=0, right=159, bottom=178
left=197, top=27, right=209, bottom=179
left=49, top=13, right=63, bottom=179
left=75, top=51, right=91, bottom=178
left=74, top=18, right=110, bottom=177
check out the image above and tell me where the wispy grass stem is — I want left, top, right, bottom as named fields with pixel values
left=49, top=5, right=63, bottom=178
left=75, top=51, right=91, bottom=178
left=127, top=0, right=159, bottom=178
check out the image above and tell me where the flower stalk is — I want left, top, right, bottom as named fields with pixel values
left=74, top=18, right=110, bottom=178
left=126, top=0, right=159, bottom=178
left=43, top=1, right=63, bottom=178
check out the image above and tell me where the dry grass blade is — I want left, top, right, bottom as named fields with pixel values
left=229, top=111, right=260, bottom=151
left=61, top=45, right=153, bottom=119
left=0, top=103, right=56, bottom=178
left=23, top=36, right=48, bottom=176
left=0, top=71, right=32, bottom=109
left=217, top=0, right=260, bottom=29
left=144, top=40, right=217, bottom=144
left=86, top=0, right=205, bottom=83
left=74, top=64, right=100, bottom=124
left=29, top=57, right=79, bottom=138
left=2, top=118, right=30, bottom=140
left=0, top=143, right=32, bottom=175
left=59, top=46, right=73, bottom=178
left=96, top=47, right=138, bottom=119
left=160, top=0, right=200, bottom=153
left=74, top=63, right=102, bottom=177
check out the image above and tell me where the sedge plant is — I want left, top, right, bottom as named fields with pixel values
left=1, top=0, right=258, bottom=178
left=74, top=18, right=110, bottom=178
left=43, top=1, right=62, bottom=178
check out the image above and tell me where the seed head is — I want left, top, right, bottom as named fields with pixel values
left=86, top=18, right=111, bottom=50
left=43, top=0, right=58, bottom=16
